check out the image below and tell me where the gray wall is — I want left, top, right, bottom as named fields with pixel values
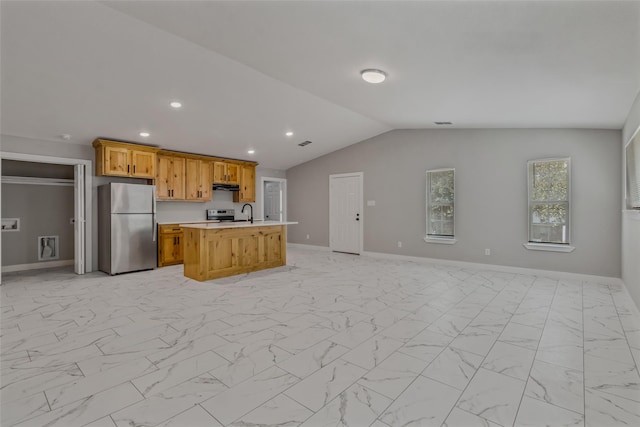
left=2, top=160, right=75, bottom=179
left=2, top=183, right=74, bottom=266
left=287, top=128, right=622, bottom=278
left=623, top=91, right=640, bottom=309
left=1, top=135, right=285, bottom=272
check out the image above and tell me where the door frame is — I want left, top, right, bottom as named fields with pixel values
left=259, top=176, right=287, bottom=221
left=0, top=151, right=92, bottom=277
left=329, top=172, right=363, bottom=254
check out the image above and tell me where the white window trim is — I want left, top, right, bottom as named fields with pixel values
left=524, top=242, right=575, bottom=253
left=526, top=157, right=572, bottom=250
left=425, top=167, right=456, bottom=244
left=424, top=236, right=457, bottom=245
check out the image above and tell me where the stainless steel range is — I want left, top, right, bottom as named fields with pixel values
left=206, top=209, right=238, bottom=222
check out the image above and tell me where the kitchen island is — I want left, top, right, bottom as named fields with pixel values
left=180, top=221, right=298, bottom=281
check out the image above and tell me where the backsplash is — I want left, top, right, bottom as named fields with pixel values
left=156, top=190, right=253, bottom=223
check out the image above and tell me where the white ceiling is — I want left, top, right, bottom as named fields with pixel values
left=2, top=1, right=639, bottom=170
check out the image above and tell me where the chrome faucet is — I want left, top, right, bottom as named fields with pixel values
left=241, top=204, right=253, bottom=223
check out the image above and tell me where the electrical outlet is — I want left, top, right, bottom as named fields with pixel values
left=485, top=248, right=491, bottom=256
left=306, top=234, right=310, bottom=240
left=397, top=241, right=402, bottom=248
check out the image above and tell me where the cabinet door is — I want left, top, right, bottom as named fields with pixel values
left=174, top=234, right=184, bottom=263
left=159, top=233, right=179, bottom=266
left=104, top=146, right=131, bottom=176
left=131, top=150, right=155, bottom=178
left=185, top=158, right=200, bottom=200
left=239, top=165, right=256, bottom=202
left=213, top=161, right=227, bottom=184
left=171, top=157, right=186, bottom=200
left=199, top=161, right=212, bottom=201
left=156, top=155, right=172, bottom=199
left=226, top=163, right=240, bottom=185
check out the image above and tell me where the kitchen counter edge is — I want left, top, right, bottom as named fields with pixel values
left=178, top=221, right=298, bottom=229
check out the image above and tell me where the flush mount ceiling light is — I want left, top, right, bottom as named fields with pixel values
left=170, top=101, right=182, bottom=109
left=361, top=69, right=387, bottom=84
left=285, top=131, right=294, bottom=137
left=139, top=132, right=150, bottom=137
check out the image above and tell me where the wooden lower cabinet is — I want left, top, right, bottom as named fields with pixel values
left=183, top=225, right=286, bottom=281
left=158, top=224, right=184, bottom=267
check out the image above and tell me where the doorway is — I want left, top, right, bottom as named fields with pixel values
left=260, top=177, right=286, bottom=222
left=0, top=152, right=91, bottom=280
left=329, top=172, right=363, bottom=254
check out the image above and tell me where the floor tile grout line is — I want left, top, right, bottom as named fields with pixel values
left=608, top=282, right=640, bottom=374
left=441, top=274, right=557, bottom=427
left=435, top=274, right=534, bottom=426
left=373, top=272, right=527, bottom=426
left=510, top=277, right=564, bottom=426
left=197, top=402, right=235, bottom=427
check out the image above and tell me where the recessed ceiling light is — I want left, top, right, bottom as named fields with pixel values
left=60, top=134, right=72, bottom=140
left=170, top=101, right=182, bottom=109
left=247, top=150, right=255, bottom=154
left=139, top=132, right=150, bottom=137
left=285, top=131, right=294, bottom=137
left=361, top=69, right=387, bottom=84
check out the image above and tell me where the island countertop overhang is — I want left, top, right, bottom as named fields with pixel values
left=179, top=221, right=298, bottom=230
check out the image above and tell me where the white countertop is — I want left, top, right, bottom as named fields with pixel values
left=158, top=220, right=224, bottom=225
left=179, top=220, right=298, bottom=229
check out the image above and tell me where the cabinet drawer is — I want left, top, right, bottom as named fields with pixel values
left=159, top=224, right=183, bottom=234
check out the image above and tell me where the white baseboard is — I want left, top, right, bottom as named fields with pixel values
left=362, top=250, right=622, bottom=285
left=2, top=259, right=74, bottom=273
left=287, top=243, right=331, bottom=251
left=287, top=244, right=623, bottom=285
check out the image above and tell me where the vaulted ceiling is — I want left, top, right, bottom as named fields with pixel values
left=2, top=1, right=639, bottom=170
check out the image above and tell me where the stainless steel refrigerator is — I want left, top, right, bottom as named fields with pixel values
left=98, top=183, right=157, bottom=275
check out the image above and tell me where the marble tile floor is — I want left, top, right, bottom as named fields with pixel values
left=1, top=246, right=640, bottom=427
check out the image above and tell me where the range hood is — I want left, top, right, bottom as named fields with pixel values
left=213, top=183, right=240, bottom=191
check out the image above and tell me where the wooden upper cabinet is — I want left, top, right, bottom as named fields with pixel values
left=156, top=154, right=185, bottom=200
left=199, top=160, right=212, bottom=200
left=213, top=161, right=240, bottom=185
left=93, top=139, right=158, bottom=178
left=131, top=150, right=156, bottom=178
left=186, top=158, right=212, bottom=201
left=213, top=161, right=227, bottom=184
left=103, top=145, right=130, bottom=177
left=226, top=162, right=240, bottom=185
left=233, top=164, right=256, bottom=203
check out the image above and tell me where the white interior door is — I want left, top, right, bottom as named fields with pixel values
left=330, top=173, right=362, bottom=254
left=264, top=182, right=282, bottom=221
left=74, top=164, right=86, bottom=274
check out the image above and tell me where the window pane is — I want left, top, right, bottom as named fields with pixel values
left=427, top=169, right=454, bottom=237
left=429, top=170, right=455, bottom=203
left=532, top=160, right=568, bottom=202
left=530, top=202, right=568, bottom=243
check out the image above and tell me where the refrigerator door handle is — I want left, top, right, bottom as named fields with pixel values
left=152, top=190, right=157, bottom=242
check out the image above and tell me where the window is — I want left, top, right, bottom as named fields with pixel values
left=425, top=168, right=455, bottom=243
left=526, top=158, right=574, bottom=252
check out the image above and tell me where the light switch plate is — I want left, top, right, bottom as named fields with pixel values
left=367, top=200, right=376, bottom=206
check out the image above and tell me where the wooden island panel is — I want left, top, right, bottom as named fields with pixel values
left=183, top=225, right=286, bottom=281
